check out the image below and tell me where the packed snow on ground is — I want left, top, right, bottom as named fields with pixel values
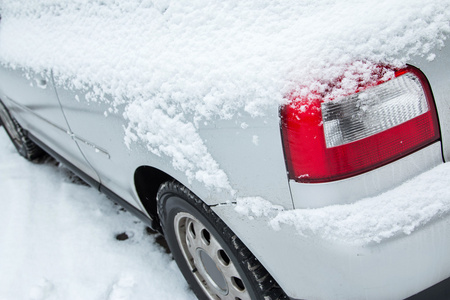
left=236, top=162, right=450, bottom=246
left=0, top=0, right=449, bottom=190
left=0, top=131, right=195, bottom=300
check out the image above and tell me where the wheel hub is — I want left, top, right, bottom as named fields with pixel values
left=197, top=248, right=228, bottom=294
left=174, top=212, right=251, bottom=300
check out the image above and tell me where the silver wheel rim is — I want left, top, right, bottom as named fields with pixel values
left=174, top=212, right=251, bottom=300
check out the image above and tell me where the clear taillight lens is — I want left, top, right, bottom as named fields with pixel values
left=281, top=66, right=440, bottom=183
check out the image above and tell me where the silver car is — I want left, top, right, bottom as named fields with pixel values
left=0, top=2, right=450, bottom=300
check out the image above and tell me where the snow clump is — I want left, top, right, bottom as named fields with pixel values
left=0, top=0, right=449, bottom=189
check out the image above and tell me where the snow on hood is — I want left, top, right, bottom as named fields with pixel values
left=0, top=0, right=449, bottom=189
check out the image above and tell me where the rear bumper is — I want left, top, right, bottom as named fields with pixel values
left=289, top=142, right=443, bottom=209
left=213, top=161, right=450, bottom=300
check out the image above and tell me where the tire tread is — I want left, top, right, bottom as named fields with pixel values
left=157, top=181, right=288, bottom=300
left=0, top=100, right=46, bottom=161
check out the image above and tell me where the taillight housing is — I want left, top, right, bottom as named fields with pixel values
left=281, top=65, right=440, bottom=183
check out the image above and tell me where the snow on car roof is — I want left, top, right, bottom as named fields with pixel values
left=0, top=0, right=449, bottom=190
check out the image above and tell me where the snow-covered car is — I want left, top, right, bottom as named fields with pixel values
left=0, top=1, right=450, bottom=299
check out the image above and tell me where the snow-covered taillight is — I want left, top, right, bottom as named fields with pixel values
left=281, top=66, right=440, bottom=183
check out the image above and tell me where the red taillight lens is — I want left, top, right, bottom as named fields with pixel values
left=281, top=66, right=440, bottom=183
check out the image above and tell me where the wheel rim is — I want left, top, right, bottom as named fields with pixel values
left=0, top=104, right=22, bottom=146
left=174, top=212, right=251, bottom=300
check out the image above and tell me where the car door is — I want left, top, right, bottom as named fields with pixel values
left=0, top=66, right=99, bottom=183
left=54, top=85, right=143, bottom=208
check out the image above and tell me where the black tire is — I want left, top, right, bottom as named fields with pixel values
left=0, top=100, right=45, bottom=161
left=157, top=181, right=287, bottom=300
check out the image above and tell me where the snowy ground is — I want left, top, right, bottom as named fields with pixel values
left=0, top=129, right=195, bottom=300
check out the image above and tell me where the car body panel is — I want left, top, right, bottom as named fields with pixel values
left=290, top=142, right=442, bottom=209
left=0, top=67, right=67, bottom=144
left=51, top=80, right=295, bottom=209
left=196, top=115, right=294, bottom=208
left=409, top=45, right=450, bottom=162
left=213, top=191, right=450, bottom=300
left=0, top=67, right=99, bottom=181
left=54, top=86, right=144, bottom=209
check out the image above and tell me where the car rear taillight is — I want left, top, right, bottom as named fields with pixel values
left=281, top=65, right=440, bottom=183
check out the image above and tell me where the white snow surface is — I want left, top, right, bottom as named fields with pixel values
left=0, top=0, right=449, bottom=189
left=0, top=131, right=195, bottom=300
left=236, top=163, right=450, bottom=246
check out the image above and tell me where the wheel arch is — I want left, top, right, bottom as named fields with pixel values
left=134, top=165, right=174, bottom=231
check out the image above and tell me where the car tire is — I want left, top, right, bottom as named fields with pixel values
left=0, top=100, right=45, bottom=161
left=157, top=181, right=287, bottom=300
